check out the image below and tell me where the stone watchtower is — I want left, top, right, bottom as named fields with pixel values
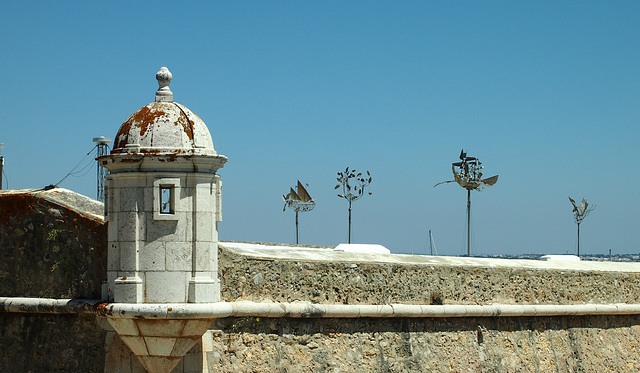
left=100, top=67, right=227, bottom=304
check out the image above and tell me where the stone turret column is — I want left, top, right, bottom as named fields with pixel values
left=99, top=67, right=227, bottom=373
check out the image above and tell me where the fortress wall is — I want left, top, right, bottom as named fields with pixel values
left=0, top=190, right=107, bottom=299
left=194, top=245, right=640, bottom=372
left=204, top=314, right=640, bottom=372
left=0, top=313, right=106, bottom=372
left=3, top=190, right=640, bottom=372
left=0, top=190, right=108, bottom=372
left=218, top=245, right=640, bottom=306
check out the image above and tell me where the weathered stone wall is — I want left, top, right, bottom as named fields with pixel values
left=218, top=245, right=640, bottom=305
left=0, top=313, right=106, bottom=373
left=0, top=189, right=108, bottom=372
left=3, top=191, right=640, bottom=372
left=204, top=314, right=640, bottom=372
left=0, top=189, right=107, bottom=298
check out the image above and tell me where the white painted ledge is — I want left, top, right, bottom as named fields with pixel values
left=2, top=297, right=640, bottom=319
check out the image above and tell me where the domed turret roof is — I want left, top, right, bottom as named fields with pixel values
left=111, top=67, right=217, bottom=155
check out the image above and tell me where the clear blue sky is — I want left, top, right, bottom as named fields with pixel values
left=2, top=2, right=639, bottom=256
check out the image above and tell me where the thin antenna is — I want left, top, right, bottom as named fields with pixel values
left=94, top=137, right=112, bottom=202
left=0, top=143, right=4, bottom=190
left=435, top=149, right=498, bottom=256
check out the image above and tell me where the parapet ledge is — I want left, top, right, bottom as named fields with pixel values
left=219, top=241, right=640, bottom=273
left=0, top=187, right=104, bottom=221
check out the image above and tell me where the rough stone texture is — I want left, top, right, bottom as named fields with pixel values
left=218, top=245, right=640, bottom=305
left=0, top=313, right=106, bottom=373
left=0, top=188, right=107, bottom=298
left=205, top=315, right=640, bottom=372
left=3, top=192, right=640, bottom=372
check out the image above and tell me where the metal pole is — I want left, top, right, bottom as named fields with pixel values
left=295, top=210, right=299, bottom=245
left=466, top=189, right=471, bottom=256
left=93, top=137, right=112, bottom=202
left=0, top=143, right=4, bottom=190
left=577, top=222, right=580, bottom=257
left=348, top=204, right=352, bottom=244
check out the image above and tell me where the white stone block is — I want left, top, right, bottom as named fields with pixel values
left=119, top=336, right=148, bottom=356
left=108, top=318, right=140, bottom=337
left=107, top=241, right=120, bottom=271
left=113, top=173, right=146, bottom=189
left=215, top=178, right=222, bottom=222
left=182, top=320, right=216, bottom=338
left=166, top=242, right=193, bottom=271
left=184, top=212, right=193, bottom=242
left=118, top=211, right=144, bottom=241
left=138, top=241, right=166, bottom=271
left=173, top=212, right=189, bottom=241
left=194, top=212, right=213, bottom=242
left=136, top=319, right=186, bottom=337
left=145, top=271, right=188, bottom=303
left=146, top=216, right=180, bottom=242
left=188, top=276, right=219, bottom=303
left=107, top=213, right=119, bottom=241
left=201, top=330, right=214, bottom=351
left=119, top=241, right=139, bottom=272
left=105, top=184, right=118, bottom=217
left=193, top=242, right=212, bottom=271
left=114, top=275, right=143, bottom=303
left=194, top=185, right=214, bottom=212
left=172, top=338, right=201, bottom=359
left=120, top=187, right=144, bottom=212
left=144, top=336, right=177, bottom=356
left=176, top=186, right=193, bottom=213
left=143, top=184, right=154, bottom=213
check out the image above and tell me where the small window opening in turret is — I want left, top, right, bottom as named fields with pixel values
left=160, top=185, right=175, bottom=214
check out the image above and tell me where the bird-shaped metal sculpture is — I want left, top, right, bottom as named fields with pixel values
left=568, top=197, right=595, bottom=256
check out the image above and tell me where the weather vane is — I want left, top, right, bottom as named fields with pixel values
left=435, top=149, right=498, bottom=256
left=335, top=167, right=372, bottom=244
left=283, top=181, right=315, bottom=244
left=568, top=197, right=595, bottom=257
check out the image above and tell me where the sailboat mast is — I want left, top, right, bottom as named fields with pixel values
left=428, top=230, right=439, bottom=256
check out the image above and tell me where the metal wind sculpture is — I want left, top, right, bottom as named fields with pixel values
left=283, top=181, right=315, bottom=244
left=335, top=167, right=372, bottom=244
left=435, top=150, right=498, bottom=256
left=569, top=197, right=595, bottom=257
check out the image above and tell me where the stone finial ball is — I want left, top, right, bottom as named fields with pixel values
left=156, top=67, right=172, bottom=87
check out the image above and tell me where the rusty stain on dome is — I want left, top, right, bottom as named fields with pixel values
left=110, top=67, right=216, bottom=156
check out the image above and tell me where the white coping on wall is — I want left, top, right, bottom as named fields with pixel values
left=334, top=243, right=391, bottom=254
left=0, top=188, right=105, bottom=220
left=219, top=241, right=640, bottom=273
left=3, top=297, right=640, bottom=319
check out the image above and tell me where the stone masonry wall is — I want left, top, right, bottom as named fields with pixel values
left=3, top=188, right=640, bottom=373
left=0, top=313, right=106, bottom=373
left=0, top=189, right=108, bottom=373
left=204, top=314, right=640, bottom=372
left=218, top=245, right=640, bottom=305
left=0, top=190, right=107, bottom=298
left=202, top=245, right=640, bottom=372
